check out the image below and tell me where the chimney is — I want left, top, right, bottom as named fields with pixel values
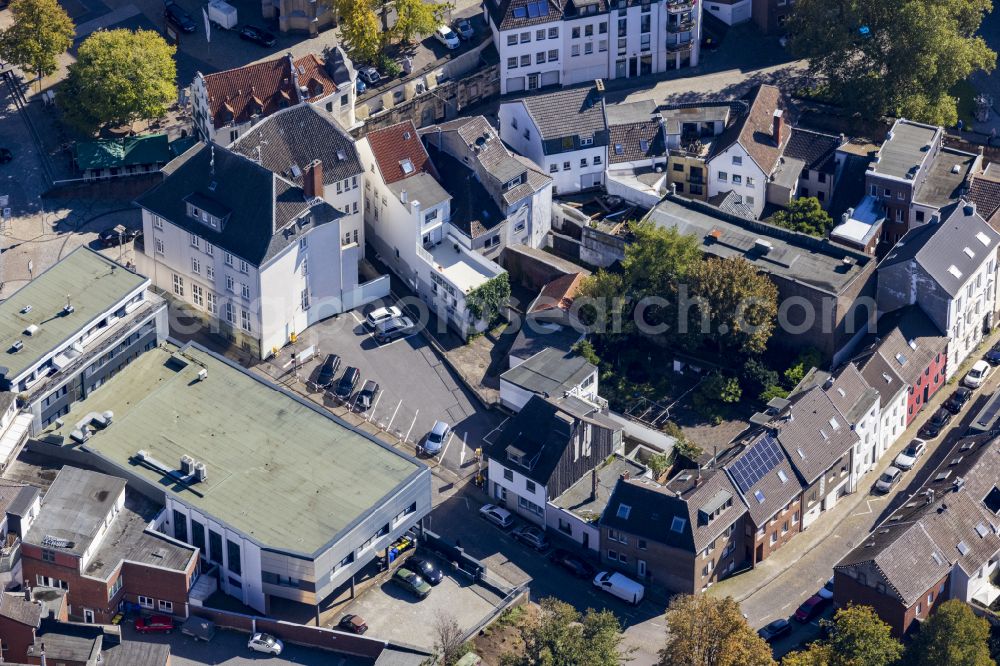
left=23, top=582, right=31, bottom=601
left=591, top=468, right=599, bottom=501
left=303, top=160, right=323, bottom=200
left=401, top=189, right=408, bottom=204
left=39, top=643, right=46, bottom=666
left=772, top=109, right=784, bottom=146
left=620, top=470, right=630, bottom=482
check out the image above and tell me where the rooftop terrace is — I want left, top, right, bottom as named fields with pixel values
left=424, top=238, right=504, bottom=294
left=34, top=343, right=423, bottom=556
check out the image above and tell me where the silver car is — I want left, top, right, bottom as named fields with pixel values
left=874, top=466, right=902, bottom=494
left=423, top=420, right=451, bottom=454
left=512, top=525, right=550, bottom=551
left=248, top=632, right=283, bottom=655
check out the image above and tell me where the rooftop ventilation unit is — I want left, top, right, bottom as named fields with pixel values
left=194, top=462, right=208, bottom=483
left=754, top=239, right=773, bottom=254
left=62, top=304, right=75, bottom=315
left=197, top=368, right=208, bottom=382
left=180, top=455, right=195, bottom=476
left=24, top=324, right=39, bottom=336
left=10, top=340, right=23, bottom=353
left=20, top=305, right=32, bottom=314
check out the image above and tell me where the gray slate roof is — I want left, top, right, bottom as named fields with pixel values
left=102, top=640, right=171, bottom=666
left=836, top=435, right=1000, bottom=607
left=860, top=351, right=906, bottom=405
left=880, top=203, right=1000, bottom=298
left=0, top=593, right=42, bottom=627
left=782, top=128, right=840, bottom=173
left=722, top=432, right=802, bottom=526
left=826, top=363, right=878, bottom=425
left=602, top=470, right=747, bottom=553
left=516, top=86, right=608, bottom=153
left=136, top=143, right=341, bottom=266
left=500, top=347, right=595, bottom=397
left=776, top=387, right=859, bottom=485
left=229, top=104, right=363, bottom=186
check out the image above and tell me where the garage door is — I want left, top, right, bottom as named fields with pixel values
left=540, top=71, right=560, bottom=87
left=506, top=76, right=525, bottom=93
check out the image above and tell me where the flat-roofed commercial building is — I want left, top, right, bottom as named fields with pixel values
left=0, top=247, right=167, bottom=432
left=30, top=342, right=431, bottom=615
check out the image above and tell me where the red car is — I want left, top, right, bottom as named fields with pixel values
left=134, top=614, right=174, bottom=634
left=794, top=594, right=829, bottom=623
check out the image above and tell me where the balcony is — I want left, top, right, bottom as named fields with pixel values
left=667, top=40, right=693, bottom=53
left=666, top=18, right=694, bottom=32
left=666, top=0, right=693, bottom=11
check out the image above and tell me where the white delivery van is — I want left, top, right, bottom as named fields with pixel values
left=207, top=0, right=238, bottom=29
left=593, top=571, right=645, bottom=605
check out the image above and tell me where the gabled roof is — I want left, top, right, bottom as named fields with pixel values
left=516, top=86, right=608, bottom=144
left=367, top=120, right=438, bottom=185
left=967, top=173, right=1000, bottom=224
left=135, top=143, right=341, bottom=266
left=722, top=431, right=802, bottom=526
left=710, top=84, right=787, bottom=174
left=863, top=306, right=948, bottom=387
left=229, top=104, right=363, bottom=186
left=836, top=435, right=1000, bottom=607
left=500, top=347, right=595, bottom=398
left=782, top=127, right=840, bottom=174
left=880, top=202, right=1000, bottom=298
left=825, top=363, right=878, bottom=425
left=859, top=350, right=906, bottom=404
left=601, top=470, right=747, bottom=554
left=200, top=53, right=338, bottom=132
left=608, top=121, right=664, bottom=164
left=485, top=0, right=565, bottom=31
left=0, top=592, right=42, bottom=627
left=776, top=387, right=859, bottom=485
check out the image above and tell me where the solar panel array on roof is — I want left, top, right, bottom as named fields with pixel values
left=728, top=434, right=783, bottom=494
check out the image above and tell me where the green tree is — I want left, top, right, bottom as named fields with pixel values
left=662, top=420, right=704, bottom=462
left=782, top=605, right=902, bottom=666
left=392, top=0, right=444, bottom=44
left=769, top=198, right=834, bottom=237
left=659, top=595, right=775, bottom=666
left=326, top=0, right=381, bottom=62
left=573, top=339, right=601, bottom=367
left=577, top=270, right=630, bottom=336
left=788, top=0, right=995, bottom=126
left=502, top=597, right=628, bottom=666
left=740, top=358, right=780, bottom=400
left=905, top=599, right=993, bottom=666
left=783, top=348, right=823, bottom=388
left=60, top=29, right=176, bottom=132
left=686, top=256, right=779, bottom=356
left=465, top=273, right=511, bottom=324
left=622, top=220, right=701, bottom=302
left=0, top=0, right=74, bottom=88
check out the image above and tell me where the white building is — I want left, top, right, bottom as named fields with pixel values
left=500, top=347, right=599, bottom=412
left=486, top=0, right=701, bottom=94
left=499, top=86, right=609, bottom=194
left=191, top=49, right=357, bottom=146
left=420, top=116, right=553, bottom=259
left=824, top=364, right=881, bottom=488
left=877, top=202, right=1000, bottom=377
left=859, top=352, right=907, bottom=464
left=703, top=0, right=750, bottom=24
left=135, top=143, right=387, bottom=359
left=358, top=121, right=506, bottom=337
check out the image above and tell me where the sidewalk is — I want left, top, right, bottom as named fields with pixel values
left=708, top=330, right=1000, bottom=605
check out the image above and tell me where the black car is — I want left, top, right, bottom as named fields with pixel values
left=549, top=548, right=595, bottom=578
left=943, top=386, right=973, bottom=414
left=239, top=24, right=276, bottom=47
left=338, top=614, right=368, bottom=634
left=98, top=228, right=141, bottom=247
left=316, top=353, right=341, bottom=387
left=164, top=1, right=196, bottom=32
left=406, top=556, right=443, bottom=585
left=920, top=407, right=953, bottom=438
left=986, top=342, right=1000, bottom=365
left=334, top=366, right=360, bottom=399
left=357, top=380, right=380, bottom=410
left=757, top=618, right=791, bottom=642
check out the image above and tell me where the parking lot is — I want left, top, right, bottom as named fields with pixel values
left=262, top=296, right=504, bottom=477
left=334, top=551, right=504, bottom=651
left=118, top=623, right=373, bottom=666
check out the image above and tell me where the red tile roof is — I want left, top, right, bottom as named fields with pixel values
left=529, top=272, right=585, bottom=314
left=202, top=54, right=338, bottom=131
left=366, top=120, right=438, bottom=185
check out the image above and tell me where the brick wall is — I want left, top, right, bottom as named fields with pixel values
left=0, top=615, right=36, bottom=663
left=748, top=496, right=802, bottom=565
left=833, top=569, right=950, bottom=637
left=122, top=558, right=197, bottom=618
left=906, top=350, right=947, bottom=425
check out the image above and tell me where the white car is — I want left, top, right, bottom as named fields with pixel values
left=963, top=360, right=991, bottom=389
left=435, top=25, right=460, bottom=49
left=893, top=438, right=926, bottom=471
left=817, top=577, right=834, bottom=600
left=479, top=503, right=513, bottom=529
left=248, top=632, right=283, bottom=655
left=423, top=420, right=451, bottom=455
left=365, top=305, right=402, bottom=329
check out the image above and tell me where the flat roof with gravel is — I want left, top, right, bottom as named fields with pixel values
left=38, top=342, right=423, bottom=555
left=0, top=247, right=147, bottom=382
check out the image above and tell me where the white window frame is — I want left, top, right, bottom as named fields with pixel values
left=138, top=596, right=154, bottom=609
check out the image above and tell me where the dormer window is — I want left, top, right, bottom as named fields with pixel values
left=580, top=136, right=594, bottom=147
left=186, top=203, right=221, bottom=229
left=400, top=158, right=415, bottom=175
left=504, top=174, right=524, bottom=190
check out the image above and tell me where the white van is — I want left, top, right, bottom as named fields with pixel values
left=593, top=571, right=644, bottom=605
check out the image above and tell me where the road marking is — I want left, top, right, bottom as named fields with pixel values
left=386, top=400, right=401, bottom=432
left=438, top=431, right=456, bottom=464
left=405, top=409, right=419, bottom=444
left=368, top=390, right=382, bottom=422
left=350, top=311, right=364, bottom=325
